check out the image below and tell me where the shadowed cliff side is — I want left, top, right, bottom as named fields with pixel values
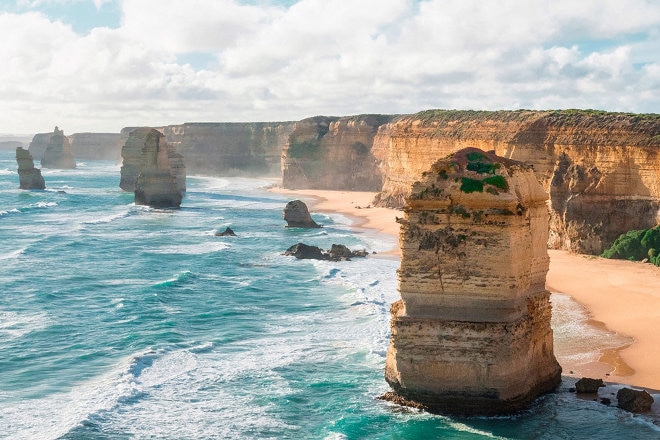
left=384, top=148, right=561, bottom=415
left=281, top=114, right=395, bottom=190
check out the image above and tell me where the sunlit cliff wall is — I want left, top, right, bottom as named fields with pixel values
left=370, top=110, right=660, bottom=253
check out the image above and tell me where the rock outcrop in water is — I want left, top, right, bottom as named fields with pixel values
left=384, top=148, right=561, bottom=415
left=41, top=127, right=76, bottom=169
left=284, top=243, right=368, bottom=261
left=120, top=128, right=186, bottom=208
left=15, top=147, right=45, bottom=190
left=283, top=200, right=321, bottom=228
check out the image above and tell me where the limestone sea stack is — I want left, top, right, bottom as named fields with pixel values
left=384, top=147, right=561, bottom=415
left=120, top=128, right=186, bottom=208
left=41, top=127, right=76, bottom=169
left=16, top=147, right=45, bottom=190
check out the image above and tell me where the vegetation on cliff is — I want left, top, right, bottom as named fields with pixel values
left=601, top=226, right=660, bottom=265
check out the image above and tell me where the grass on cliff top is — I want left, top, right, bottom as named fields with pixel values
left=601, top=226, right=660, bottom=266
left=411, top=109, right=660, bottom=129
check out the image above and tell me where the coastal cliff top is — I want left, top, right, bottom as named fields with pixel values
left=386, top=109, right=660, bottom=146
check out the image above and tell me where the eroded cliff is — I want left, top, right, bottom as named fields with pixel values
left=161, top=122, right=295, bottom=176
left=384, top=148, right=561, bottom=415
left=281, top=114, right=394, bottom=190
left=281, top=110, right=660, bottom=254
left=372, top=110, right=660, bottom=253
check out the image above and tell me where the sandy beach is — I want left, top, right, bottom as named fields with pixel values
left=271, top=186, right=660, bottom=391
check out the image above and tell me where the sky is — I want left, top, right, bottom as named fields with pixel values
left=0, top=0, right=658, bottom=134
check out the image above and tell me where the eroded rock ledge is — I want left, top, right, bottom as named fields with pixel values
left=384, top=147, right=561, bottom=415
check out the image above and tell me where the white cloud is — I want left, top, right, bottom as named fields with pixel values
left=0, top=0, right=658, bottom=134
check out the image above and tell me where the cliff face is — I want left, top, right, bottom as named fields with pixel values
left=27, top=133, right=52, bottom=161
left=371, top=110, right=660, bottom=253
left=385, top=148, right=561, bottom=415
left=161, top=122, right=295, bottom=176
left=281, top=115, right=394, bottom=190
left=41, top=127, right=76, bottom=169
left=16, top=147, right=45, bottom=190
left=28, top=131, right=121, bottom=161
left=68, top=133, right=122, bottom=161
left=120, top=127, right=186, bottom=208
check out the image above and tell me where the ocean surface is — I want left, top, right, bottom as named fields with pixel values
left=1, top=150, right=659, bottom=439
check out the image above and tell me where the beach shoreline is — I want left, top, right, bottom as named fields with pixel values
left=270, top=185, right=660, bottom=392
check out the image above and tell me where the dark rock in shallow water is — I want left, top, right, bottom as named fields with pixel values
left=215, top=227, right=236, bottom=237
left=284, top=243, right=368, bottom=261
left=617, top=387, right=654, bottom=412
left=575, top=377, right=605, bottom=394
left=284, top=243, right=326, bottom=260
left=16, top=147, right=46, bottom=190
left=283, top=200, right=321, bottom=228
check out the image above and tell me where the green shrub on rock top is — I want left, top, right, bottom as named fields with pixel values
left=460, top=177, right=484, bottom=193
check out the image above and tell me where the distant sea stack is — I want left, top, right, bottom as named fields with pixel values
left=41, top=126, right=76, bottom=169
left=15, top=147, right=45, bottom=190
left=384, top=148, right=561, bottom=415
left=120, top=127, right=186, bottom=208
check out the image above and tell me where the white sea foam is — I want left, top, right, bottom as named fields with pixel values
left=0, top=310, right=50, bottom=341
left=550, top=292, right=632, bottom=369
left=79, top=207, right=131, bottom=225
left=0, top=168, right=16, bottom=175
left=149, top=241, right=230, bottom=255
left=0, top=246, right=27, bottom=260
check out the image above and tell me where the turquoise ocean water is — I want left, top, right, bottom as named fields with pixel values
left=1, top=150, right=659, bottom=439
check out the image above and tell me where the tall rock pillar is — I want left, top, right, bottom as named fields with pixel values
left=16, top=147, right=46, bottom=190
left=385, top=147, right=561, bottom=415
left=120, top=127, right=186, bottom=208
left=41, top=126, right=76, bottom=169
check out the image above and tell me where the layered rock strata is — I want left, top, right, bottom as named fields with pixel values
left=15, top=147, right=45, bottom=190
left=120, top=128, right=186, bottom=208
left=370, top=110, right=660, bottom=254
left=161, top=122, right=295, bottom=176
left=281, top=115, right=394, bottom=190
left=384, top=148, right=561, bottom=415
left=68, top=133, right=122, bottom=160
left=41, top=127, right=76, bottom=169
